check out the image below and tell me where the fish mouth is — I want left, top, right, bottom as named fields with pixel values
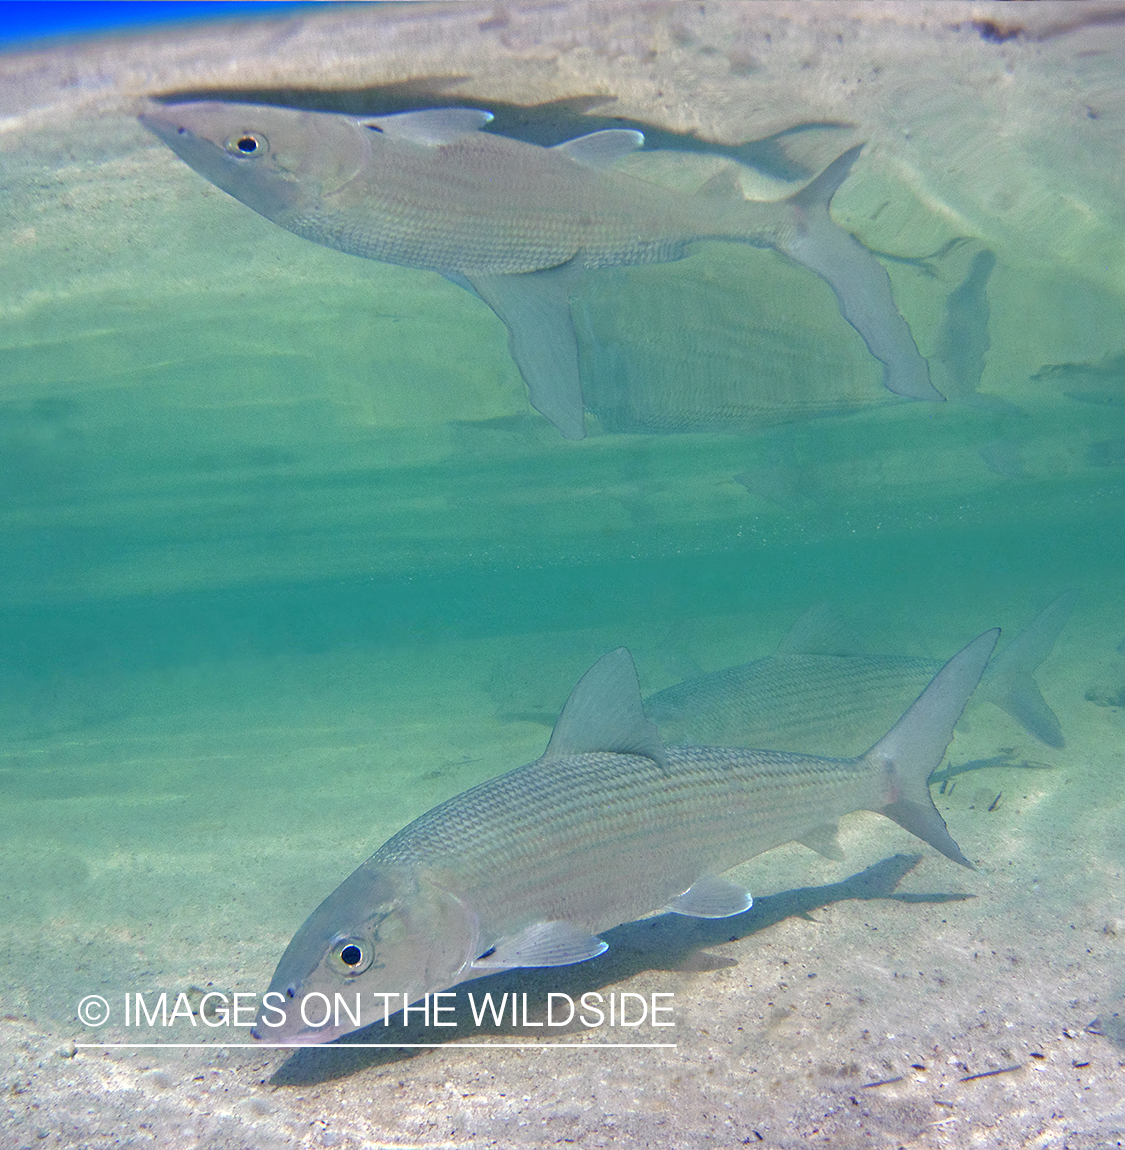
left=137, top=108, right=216, bottom=169
left=137, top=109, right=221, bottom=179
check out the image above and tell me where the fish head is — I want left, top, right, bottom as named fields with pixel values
left=138, top=101, right=371, bottom=221
left=252, top=863, right=476, bottom=1045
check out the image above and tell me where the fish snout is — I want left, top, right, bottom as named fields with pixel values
left=137, top=109, right=201, bottom=154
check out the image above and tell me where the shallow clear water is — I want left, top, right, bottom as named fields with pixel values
left=2, top=4, right=1125, bottom=1147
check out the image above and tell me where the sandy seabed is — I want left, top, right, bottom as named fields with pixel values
left=3, top=589, right=1124, bottom=1150
left=2, top=2, right=1125, bottom=1145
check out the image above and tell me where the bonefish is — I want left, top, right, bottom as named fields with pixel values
left=252, top=630, right=995, bottom=1045
left=139, top=103, right=941, bottom=439
left=647, top=592, right=1075, bottom=753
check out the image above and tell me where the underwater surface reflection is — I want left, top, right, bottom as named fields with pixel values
left=1, top=3, right=1124, bottom=1147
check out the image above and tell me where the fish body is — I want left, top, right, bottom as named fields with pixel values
left=648, top=652, right=958, bottom=755
left=253, top=630, right=996, bottom=1045
left=647, top=592, right=1074, bottom=754
left=245, top=119, right=718, bottom=275
left=139, top=103, right=940, bottom=438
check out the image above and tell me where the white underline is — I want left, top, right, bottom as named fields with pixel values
left=75, top=1041, right=677, bottom=1050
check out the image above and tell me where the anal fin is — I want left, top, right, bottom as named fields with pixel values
left=798, top=822, right=845, bottom=860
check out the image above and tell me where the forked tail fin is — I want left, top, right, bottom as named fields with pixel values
left=977, top=590, right=1076, bottom=748
left=861, top=629, right=1000, bottom=868
left=776, top=145, right=944, bottom=403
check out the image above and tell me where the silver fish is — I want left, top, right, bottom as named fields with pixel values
left=252, top=629, right=996, bottom=1045
left=138, top=102, right=940, bottom=440
left=647, top=592, right=1074, bottom=754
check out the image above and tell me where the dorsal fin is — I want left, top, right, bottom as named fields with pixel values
left=361, top=108, right=494, bottom=145
left=552, top=129, right=644, bottom=169
left=545, top=648, right=668, bottom=769
left=775, top=603, right=861, bottom=656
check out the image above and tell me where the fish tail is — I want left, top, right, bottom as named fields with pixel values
left=772, top=145, right=944, bottom=402
left=860, top=629, right=1000, bottom=868
left=974, top=590, right=1076, bottom=748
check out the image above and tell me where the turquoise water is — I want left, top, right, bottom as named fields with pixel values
left=2, top=5, right=1125, bottom=1146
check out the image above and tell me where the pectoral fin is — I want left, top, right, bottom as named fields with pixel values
left=471, top=921, right=609, bottom=969
left=468, top=262, right=587, bottom=439
left=361, top=108, right=494, bottom=145
left=665, top=874, right=753, bottom=918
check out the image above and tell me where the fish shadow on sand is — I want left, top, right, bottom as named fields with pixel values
left=269, top=852, right=971, bottom=1084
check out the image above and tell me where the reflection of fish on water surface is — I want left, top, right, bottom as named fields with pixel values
left=252, top=631, right=995, bottom=1046
left=138, top=102, right=941, bottom=440
left=574, top=255, right=897, bottom=435
left=647, top=592, right=1076, bottom=755
left=577, top=240, right=1000, bottom=436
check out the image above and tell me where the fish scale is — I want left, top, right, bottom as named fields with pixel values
left=372, top=746, right=871, bottom=934
left=140, top=101, right=941, bottom=438
left=251, top=633, right=996, bottom=1044
left=292, top=133, right=720, bottom=273
left=646, top=591, right=1076, bottom=753
left=647, top=654, right=943, bottom=755
left=377, top=748, right=867, bottom=871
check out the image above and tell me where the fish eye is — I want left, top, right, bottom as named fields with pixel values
left=329, top=936, right=373, bottom=975
left=224, top=132, right=268, bottom=158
